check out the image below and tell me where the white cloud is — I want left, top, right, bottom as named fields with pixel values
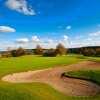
left=89, top=31, right=100, bottom=36
left=63, top=35, right=69, bottom=41
left=16, top=38, right=29, bottom=44
left=32, top=36, right=40, bottom=43
left=47, top=39, right=54, bottom=44
left=87, top=38, right=92, bottom=41
left=5, top=0, right=36, bottom=15
left=0, top=41, right=16, bottom=51
left=66, top=25, right=72, bottom=30
left=0, top=26, right=16, bottom=32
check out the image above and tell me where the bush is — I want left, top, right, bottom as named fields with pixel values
left=96, top=48, right=100, bottom=56
left=16, top=47, right=26, bottom=57
left=1, top=52, right=12, bottom=58
left=11, top=47, right=26, bottom=57
left=43, top=49, right=57, bottom=57
left=11, top=50, right=17, bottom=57
left=1, top=48, right=12, bottom=58
left=81, top=48, right=96, bottom=56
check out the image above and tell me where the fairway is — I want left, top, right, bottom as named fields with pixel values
left=0, top=55, right=100, bottom=100
left=0, top=55, right=83, bottom=77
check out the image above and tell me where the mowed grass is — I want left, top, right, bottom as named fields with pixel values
left=64, top=70, right=100, bottom=85
left=0, top=55, right=100, bottom=100
left=0, top=55, right=83, bottom=77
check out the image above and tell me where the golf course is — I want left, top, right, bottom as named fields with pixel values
left=0, top=55, right=100, bottom=100
left=0, top=0, right=100, bottom=100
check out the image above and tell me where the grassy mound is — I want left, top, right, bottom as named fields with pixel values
left=63, top=70, right=100, bottom=85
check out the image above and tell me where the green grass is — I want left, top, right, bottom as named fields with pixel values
left=63, top=70, right=100, bottom=100
left=64, top=70, right=100, bottom=85
left=78, top=55, right=100, bottom=62
left=0, top=82, right=68, bottom=100
left=0, top=55, right=100, bottom=100
left=0, top=55, right=83, bottom=77
left=86, top=57, right=100, bottom=62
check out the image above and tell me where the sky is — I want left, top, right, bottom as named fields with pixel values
left=0, top=0, right=100, bottom=50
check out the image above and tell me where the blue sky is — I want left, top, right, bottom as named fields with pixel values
left=0, top=0, right=100, bottom=50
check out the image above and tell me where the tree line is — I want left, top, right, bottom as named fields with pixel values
left=1, top=44, right=100, bottom=58
left=81, top=47, right=100, bottom=57
left=1, top=43, right=67, bottom=57
left=68, top=46, right=100, bottom=57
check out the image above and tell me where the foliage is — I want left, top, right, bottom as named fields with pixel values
left=96, top=48, right=100, bottom=56
left=81, top=48, right=96, bottom=56
left=55, top=43, right=67, bottom=55
left=34, top=45, right=44, bottom=55
left=1, top=52, right=12, bottom=58
left=43, top=48, right=57, bottom=57
left=13, top=47, right=26, bottom=57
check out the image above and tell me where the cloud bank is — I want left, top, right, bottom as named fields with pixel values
left=16, top=38, right=29, bottom=44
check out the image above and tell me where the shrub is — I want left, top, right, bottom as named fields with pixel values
left=95, top=48, right=100, bottom=56
left=1, top=52, right=12, bottom=58
left=43, top=49, right=57, bottom=57
left=81, top=48, right=96, bottom=56
left=10, top=47, right=26, bottom=57
left=11, top=50, right=17, bottom=57
left=1, top=48, right=12, bottom=58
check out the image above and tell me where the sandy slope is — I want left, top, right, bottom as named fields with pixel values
left=2, top=61, right=100, bottom=96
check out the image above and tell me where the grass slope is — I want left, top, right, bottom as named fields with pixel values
left=63, top=70, right=100, bottom=100
left=64, top=70, right=100, bottom=85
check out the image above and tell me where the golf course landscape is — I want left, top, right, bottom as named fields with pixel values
left=0, top=55, right=100, bottom=100
left=0, top=0, right=100, bottom=100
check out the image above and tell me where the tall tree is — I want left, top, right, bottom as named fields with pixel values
left=34, top=45, right=43, bottom=55
left=15, top=47, right=26, bottom=57
left=55, top=43, right=66, bottom=55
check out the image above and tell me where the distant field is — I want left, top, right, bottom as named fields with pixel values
left=0, top=55, right=100, bottom=100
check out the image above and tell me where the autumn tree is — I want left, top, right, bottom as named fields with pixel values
left=55, top=43, right=66, bottom=55
left=11, top=47, right=26, bottom=57
left=95, top=48, right=100, bottom=56
left=81, top=48, right=96, bottom=56
left=34, top=45, right=43, bottom=55
left=43, top=48, right=57, bottom=57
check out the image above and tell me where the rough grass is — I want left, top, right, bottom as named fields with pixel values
left=0, top=55, right=100, bottom=100
left=0, top=82, right=68, bottom=100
